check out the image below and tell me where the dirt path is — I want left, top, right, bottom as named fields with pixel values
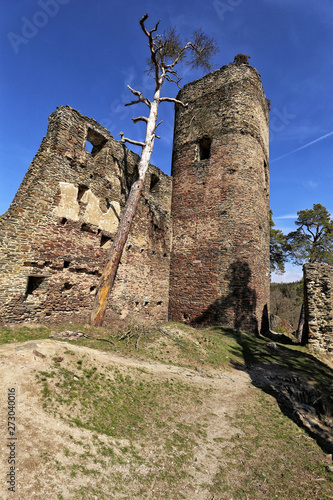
left=0, top=339, right=253, bottom=499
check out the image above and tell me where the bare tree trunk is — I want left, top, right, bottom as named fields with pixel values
left=90, top=90, right=160, bottom=327
left=295, top=302, right=305, bottom=344
left=90, top=176, right=146, bottom=326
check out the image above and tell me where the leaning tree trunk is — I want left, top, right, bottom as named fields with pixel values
left=90, top=89, right=161, bottom=327
left=90, top=175, right=147, bottom=326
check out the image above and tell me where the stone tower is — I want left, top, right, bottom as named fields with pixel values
left=168, top=61, right=270, bottom=333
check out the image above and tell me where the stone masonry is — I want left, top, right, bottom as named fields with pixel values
left=303, top=263, right=333, bottom=353
left=0, top=61, right=271, bottom=332
left=169, top=63, right=270, bottom=334
left=0, top=106, right=172, bottom=325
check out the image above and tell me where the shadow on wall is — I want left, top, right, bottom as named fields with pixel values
left=196, top=259, right=269, bottom=335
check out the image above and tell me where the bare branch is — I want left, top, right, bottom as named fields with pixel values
left=164, top=41, right=192, bottom=70
left=186, top=30, right=219, bottom=71
left=125, top=100, right=144, bottom=107
left=155, top=120, right=163, bottom=130
left=165, top=73, right=182, bottom=87
left=119, top=132, right=145, bottom=148
left=132, top=116, right=148, bottom=124
left=139, top=13, right=149, bottom=36
left=140, top=14, right=160, bottom=83
left=155, top=134, right=161, bottom=140
left=159, top=97, right=188, bottom=107
left=151, top=19, right=161, bottom=35
left=125, top=85, right=151, bottom=108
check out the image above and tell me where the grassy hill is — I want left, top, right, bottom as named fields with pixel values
left=0, top=322, right=332, bottom=499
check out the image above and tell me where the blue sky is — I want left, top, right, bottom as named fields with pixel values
left=1, top=0, right=332, bottom=282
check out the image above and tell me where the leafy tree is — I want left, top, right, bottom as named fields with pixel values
left=286, top=204, right=333, bottom=266
left=90, top=14, right=219, bottom=326
left=270, top=210, right=287, bottom=275
left=285, top=204, right=333, bottom=344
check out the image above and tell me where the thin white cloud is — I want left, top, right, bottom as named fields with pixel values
left=274, top=214, right=297, bottom=219
left=271, top=130, right=333, bottom=163
left=302, top=180, right=318, bottom=189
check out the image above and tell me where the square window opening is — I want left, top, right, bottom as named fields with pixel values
left=85, top=128, right=108, bottom=157
left=199, top=137, right=212, bottom=160
left=78, top=185, right=89, bottom=201
left=26, top=276, right=45, bottom=296
left=150, top=173, right=160, bottom=192
left=101, top=234, right=112, bottom=247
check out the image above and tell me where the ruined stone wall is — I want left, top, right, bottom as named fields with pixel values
left=1, top=63, right=271, bottom=332
left=0, top=106, right=172, bottom=325
left=169, top=63, right=270, bottom=333
left=304, top=263, right=333, bottom=354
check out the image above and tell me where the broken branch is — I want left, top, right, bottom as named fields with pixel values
left=119, top=132, right=145, bottom=148
left=132, top=116, right=149, bottom=124
left=159, top=97, right=188, bottom=107
left=125, top=85, right=151, bottom=108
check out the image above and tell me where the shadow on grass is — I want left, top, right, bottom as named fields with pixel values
left=211, top=326, right=333, bottom=456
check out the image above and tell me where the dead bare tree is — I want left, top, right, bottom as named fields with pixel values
left=90, top=13, right=218, bottom=326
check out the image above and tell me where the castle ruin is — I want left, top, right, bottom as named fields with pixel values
left=0, top=62, right=271, bottom=333
left=303, top=263, right=333, bottom=354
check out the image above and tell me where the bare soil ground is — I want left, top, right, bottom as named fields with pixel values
left=0, top=323, right=332, bottom=499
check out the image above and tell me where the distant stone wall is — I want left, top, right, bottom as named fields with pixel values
left=304, top=263, right=333, bottom=354
left=0, top=106, right=172, bottom=326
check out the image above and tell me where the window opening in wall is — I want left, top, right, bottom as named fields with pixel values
left=78, top=185, right=89, bottom=201
left=64, top=260, right=70, bottom=269
left=199, top=137, right=212, bottom=160
left=60, top=218, right=67, bottom=225
left=101, top=234, right=112, bottom=247
left=81, top=223, right=95, bottom=233
left=26, top=276, right=45, bottom=296
left=85, top=128, right=107, bottom=157
left=150, top=173, right=160, bottom=192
